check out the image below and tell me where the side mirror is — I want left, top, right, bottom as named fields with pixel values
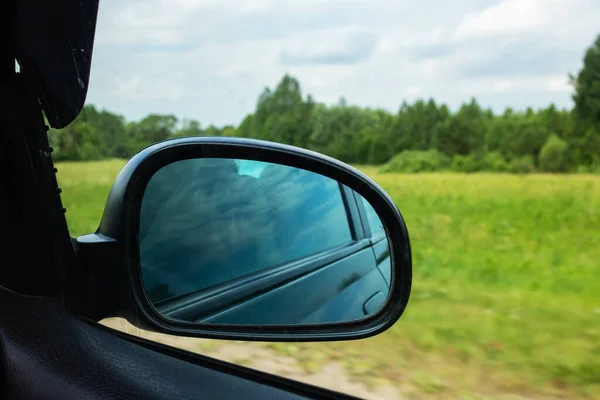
left=75, top=137, right=411, bottom=341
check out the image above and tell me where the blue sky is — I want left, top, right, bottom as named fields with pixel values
left=86, top=0, right=600, bottom=126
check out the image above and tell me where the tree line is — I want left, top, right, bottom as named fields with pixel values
left=49, top=34, right=600, bottom=173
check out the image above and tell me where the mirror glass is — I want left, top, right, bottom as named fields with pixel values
left=139, top=158, right=391, bottom=326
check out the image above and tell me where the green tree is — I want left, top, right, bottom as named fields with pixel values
left=391, top=99, right=450, bottom=153
left=47, top=54, right=600, bottom=172
left=539, top=105, right=574, bottom=139
left=220, top=126, right=237, bottom=137
left=571, top=34, right=600, bottom=133
left=80, top=106, right=129, bottom=157
left=569, top=127, right=600, bottom=169
left=129, top=114, right=178, bottom=143
left=204, top=125, right=220, bottom=136
left=486, top=114, right=549, bottom=164
left=175, top=119, right=203, bottom=137
left=539, top=134, right=569, bottom=173
left=432, top=99, right=487, bottom=156
left=50, top=120, right=102, bottom=161
left=248, top=75, right=314, bottom=148
left=567, top=34, right=600, bottom=170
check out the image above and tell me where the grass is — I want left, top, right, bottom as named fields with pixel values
left=58, top=159, right=125, bottom=235
left=58, top=160, right=600, bottom=399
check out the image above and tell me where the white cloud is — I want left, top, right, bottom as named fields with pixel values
left=114, top=71, right=187, bottom=101
left=491, top=81, right=512, bottom=93
left=405, top=87, right=422, bottom=96
left=85, top=0, right=600, bottom=125
left=280, top=27, right=378, bottom=65
left=454, top=0, right=558, bottom=39
left=547, top=77, right=571, bottom=92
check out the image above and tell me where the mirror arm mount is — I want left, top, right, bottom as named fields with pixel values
left=69, top=233, right=131, bottom=322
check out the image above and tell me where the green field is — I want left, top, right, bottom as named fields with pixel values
left=58, top=160, right=600, bottom=399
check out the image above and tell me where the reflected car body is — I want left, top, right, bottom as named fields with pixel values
left=140, top=159, right=391, bottom=325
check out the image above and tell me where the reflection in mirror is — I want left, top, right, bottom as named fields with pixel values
left=139, top=158, right=391, bottom=326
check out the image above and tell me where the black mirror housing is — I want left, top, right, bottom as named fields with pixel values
left=75, top=137, right=412, bottom=342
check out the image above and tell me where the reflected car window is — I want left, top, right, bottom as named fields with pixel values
left=360, top=196, right=384, bottom=236
left=139, top=159, right=353, bottom=302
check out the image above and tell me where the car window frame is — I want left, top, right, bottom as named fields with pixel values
left=353, top=190, right=386, bottom=243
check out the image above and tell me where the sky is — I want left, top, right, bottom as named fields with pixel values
left=86, top=0, right=600, bottom=126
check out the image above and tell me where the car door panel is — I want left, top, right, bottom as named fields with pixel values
left=363, top=291, right=387, bottom=315
left=202, top=246, right=388, bottom=325
left=300, top=268, right=390, bottom=324
left=154, top=241, right=372, bottom=322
